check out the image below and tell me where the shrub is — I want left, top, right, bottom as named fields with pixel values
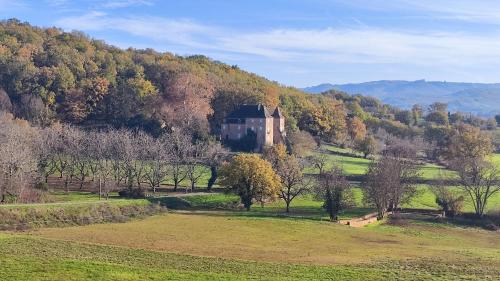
left=433, top=187, right=464, bottom=218
left=118, top=188, right=145, bottom=199
left=34, top=182, right=49, bottom=191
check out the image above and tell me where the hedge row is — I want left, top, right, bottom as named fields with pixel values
left=0, top=203, right=167, bottom=231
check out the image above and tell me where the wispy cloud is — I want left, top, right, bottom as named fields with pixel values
left=56, top=12, right=214, bottom=49
left=101, top=0, right=153, bottom=9
left=56, top=11, right=500, bottom=69
left=344, top=0, right=500, bottom=25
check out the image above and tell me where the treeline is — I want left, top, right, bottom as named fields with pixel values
left=0, top=111, right=227, bottom=203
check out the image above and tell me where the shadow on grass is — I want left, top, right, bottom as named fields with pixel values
left=151, top=196, right=374, bottom=222
left=387, top=212, right=500, bottom=231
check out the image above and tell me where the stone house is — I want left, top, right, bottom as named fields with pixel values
left=221, top=104, right=285, bottom=151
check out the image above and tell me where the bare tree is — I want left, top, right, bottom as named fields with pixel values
left=185, top=141, right=209, bottom=192
left=72, top=128, right=91, bottom=190
left=35, top=126, right=59, bottom=183
left=166, top=130, right=190, bottom=191
left=363, top=152, right=420, bottom=219
left=449, top=157, right=500, bottom=218
left=143, top=136, right=170, bottom=194
left=90, top=131, right=116, bottom=200
left=278, top=155, right=312, bottom=213
left=205, top=141, right=229, bottom=191
left=0, top=112, right=38, bottom=203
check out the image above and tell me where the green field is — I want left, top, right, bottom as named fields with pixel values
left=1, top=147, right=499, bottom=280
left=0, top=213, right=498, bottom=280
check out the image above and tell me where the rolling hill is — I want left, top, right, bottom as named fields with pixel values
left=303, top=80, right=500, bottom=116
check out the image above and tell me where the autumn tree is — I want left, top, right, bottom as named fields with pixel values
left=263, top=144, right=311, bottom=212
left=347, top=116, right=367, bottom=146
left=219, top=154, right=281, bottom=211
left=446, top=124, right=492, bottom=160
left=356, top=135, right=379, bottom=158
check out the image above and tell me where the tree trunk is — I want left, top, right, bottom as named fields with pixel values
left=207, top=166, right=217, bottom=191
left=98, top=178, right=102, bottom=200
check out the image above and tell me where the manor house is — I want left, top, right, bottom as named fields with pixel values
left=221, top=104, right=285, bottom=151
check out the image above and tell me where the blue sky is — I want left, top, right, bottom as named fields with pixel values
left=2, top=0, right=500, bottom=87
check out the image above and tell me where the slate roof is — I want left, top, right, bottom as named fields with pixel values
left=272, top=107, right=283, bottom=118
left=226, top=104, right=272, bottom=119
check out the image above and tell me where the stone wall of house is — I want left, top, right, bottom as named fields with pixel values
left=272, top=116, right=285, bottom=144
left=221, top=122, right=246, bottom=141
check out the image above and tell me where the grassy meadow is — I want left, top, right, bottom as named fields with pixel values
left=0, top=213, right=497, bottom=280
left=1, top=146, right=499, bottom=280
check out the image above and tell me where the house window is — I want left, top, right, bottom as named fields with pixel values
left=237, top=133, right=241, bottom=138
left=259, top=119, right=263, bottom=124
left=222, top=125, right=226, bottom=130
left=259, top=126, right=262, bottom=131
left=238, top=125, right=241, bottom=130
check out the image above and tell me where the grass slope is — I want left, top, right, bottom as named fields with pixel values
left=0, top=213, right=496, bottom=280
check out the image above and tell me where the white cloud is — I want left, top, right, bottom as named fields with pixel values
left=55, top=11, right=500, bottom=71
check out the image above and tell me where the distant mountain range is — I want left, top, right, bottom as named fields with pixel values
left=302, top=80, right=500, bottom=117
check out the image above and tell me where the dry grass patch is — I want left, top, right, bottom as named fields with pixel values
left=33, top=213, right=500, bottom=265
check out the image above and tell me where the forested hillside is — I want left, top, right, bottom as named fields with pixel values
left=1, top=19, right=499, bottom=152
left=0, top=19, right=349, bottom=140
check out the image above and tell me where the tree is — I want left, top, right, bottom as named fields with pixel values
left=286, top=130, right=316, bottom=157
left=395, top=110, right=413, bottom=126
left=90, top=131, right=116, bottom=199
left=185, top=141, right=209, bottom=192
left=449, top=157, right=500, bottom=218
left=347, top=116, right=367, bottom=146
left=425, top=111, right=449, bottom=126
left=363, top=151, right=420, bottom=219
left=0, top=112, right=38, bottom=203
left=356, top=135, right=378, bottom=158
left=447, top=124, right=492, bottom=160
left=411, top=104, right=423, bottom=125
left=165, top=130, right=190, bottom=191
left=314, top=166, right=352, bottom=221
left=205, top=142, right=229, bottom=191
left=431, top=180, right=464, bottom=218
left=219, top=154, right=281, bottom=211
left=425, top=102, right=449, bottom=126
left=143, top=136, right=170, bottom=194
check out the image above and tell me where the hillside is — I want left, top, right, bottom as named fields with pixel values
left=0, top=19, right=310, bottom=134
left=303, top=80, right=500, bottom=116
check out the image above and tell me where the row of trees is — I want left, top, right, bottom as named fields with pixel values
left=0, top=111, right=229, bottom=203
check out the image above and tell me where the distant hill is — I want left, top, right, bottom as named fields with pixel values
left=302, top=80, right=500, bottom=116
